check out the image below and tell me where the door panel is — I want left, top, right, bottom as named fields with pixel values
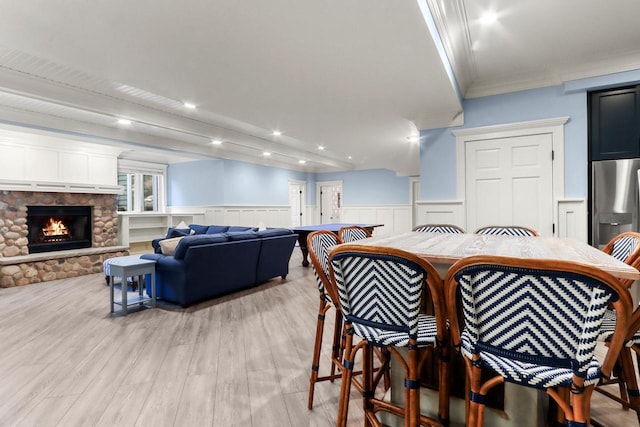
left=319, top=184, right=341, bottom=224
left=466, top=134, right=553, bottom=235
left=288, top=182, right=304, bottom=227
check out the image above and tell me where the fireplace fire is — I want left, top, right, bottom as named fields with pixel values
left=40, top=217, right=72, bottom=242
left=27, top=206, right=92, bottom=253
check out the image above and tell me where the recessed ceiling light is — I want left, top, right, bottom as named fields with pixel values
left=407, top=136, right=419, bottom=143
left=479, top=11, right=498, bottom=25
left=348, top=156, right=353, bottom=160
left=298, top=159, right=306, bottom=164
left=184, top=102, right=196, bottom=109
left=263, top=151, right=271, bottom=156
left=117, top=119, right=132, bottom=125
left=211, top=139, right=222, bottom=145
left=272, top=130, right=282, bottom=136
left=318, top=145, right=325, bottom=151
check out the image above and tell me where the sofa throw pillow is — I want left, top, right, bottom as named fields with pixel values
left=159, top=236, right=184, bottom=255
left=166, top=228, right=192, bottom=238
left=206, top=225, right=230, bottom=234
left=188, top=224, right=209, bottom=234
left=227, top=226, right=259, bottom=232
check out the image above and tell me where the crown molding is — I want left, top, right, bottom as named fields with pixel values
left=425, top=0, right=476, bottom=96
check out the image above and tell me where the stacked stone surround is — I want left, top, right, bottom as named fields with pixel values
left=0, top=191, right=128, bottom=288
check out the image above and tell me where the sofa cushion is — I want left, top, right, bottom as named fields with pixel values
left=225, top=230, right=259, bottom=241
left=166, top=227, right=193, bottom=238
left=188, top=224, right=209, bottom=234
left=257, top=228, right=294, bottom=238
left=173, top=233, right=229, bottom=259
left=207, top=225, right=230, bottom=234
left=159, top=236, right=184, bottom=255
left=227, top=226, right=259, bottom=232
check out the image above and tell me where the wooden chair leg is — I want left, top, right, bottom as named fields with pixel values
left=330, top=309, right=343, bottom=379
left=362, top=343, right=374, bottom=427
left=307, top=298, right=328, bottom=410
left=337, top=329, right=356, bottom=427
left=619, top=346, right=640, bottom=421
left=438, top=345, right=450, bottom=426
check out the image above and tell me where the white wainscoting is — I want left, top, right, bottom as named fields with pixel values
left=340, top=205, right=412, bottom=236
left=199, top=206, right=292, bottom=228
left=414, top=199, right=588, bottom=241
left=414, top=200, right=466, bottom=231
left=557, top=199, right=587, bottom=242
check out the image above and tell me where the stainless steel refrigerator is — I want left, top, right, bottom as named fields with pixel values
left=592, top=158, right=640, bottom=248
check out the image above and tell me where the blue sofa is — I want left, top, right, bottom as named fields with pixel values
left=141, top=225, right=297, bottom=307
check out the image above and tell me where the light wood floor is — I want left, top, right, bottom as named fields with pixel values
left=0, top=250, right=636, bottom=426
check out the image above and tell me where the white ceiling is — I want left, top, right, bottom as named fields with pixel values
left=0, top=1, right=638, bottom=176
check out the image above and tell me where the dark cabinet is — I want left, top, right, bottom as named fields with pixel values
left=590, top=85, right=640, bottom=160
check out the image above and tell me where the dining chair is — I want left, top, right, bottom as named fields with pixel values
left=329, top=244, right=450, bottom=427
left=338, top=225, right=371, bottom=242
left=413, top=224, right=465, bottom=233
left=474, top=225, right=539, bottom=236
left=445, top=255, right=632, bottom=427
left=596, top=231, right=640, bottom=421
left=306, top=230, right=344, bottom=409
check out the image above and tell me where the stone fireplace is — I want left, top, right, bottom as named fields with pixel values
left=0, top=191, right=128, bottom=287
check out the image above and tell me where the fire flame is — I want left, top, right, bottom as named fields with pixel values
left=42, top=217, right=70, bottom=237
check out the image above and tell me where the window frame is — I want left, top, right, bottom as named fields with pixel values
left=118, top=159, right=167, bottom=213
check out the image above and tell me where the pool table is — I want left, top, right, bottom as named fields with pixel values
left=291, top=223, right=383, bottom=266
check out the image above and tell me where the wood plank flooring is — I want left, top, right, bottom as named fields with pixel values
left=0, top=250, right=635, bottom=426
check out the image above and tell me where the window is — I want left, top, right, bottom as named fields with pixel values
left=117, top=160, right=167, bottom=212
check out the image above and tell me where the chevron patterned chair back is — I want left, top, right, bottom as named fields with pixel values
left=413, top=223, right=465, bottom=233
left=338, top=225, right=371, bottom=242
left=306, top=230, right=345, bottom=409
left=445, top=255, right=632, bottom=427
left=329, top=244, right=449, bottom=427
left=474, top=225, right=539, bottom=236
left=596, top=231, right=640, bottom=421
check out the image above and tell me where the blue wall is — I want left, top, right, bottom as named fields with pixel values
left=420, top=69, right=640, bottom=200
left=168, top=159, right=226, bottom=205
left=315, top=169, right=411, bottom=205
left=169, top=158, right=312, bottom=206
left=168, top=159, right=412, bottom=207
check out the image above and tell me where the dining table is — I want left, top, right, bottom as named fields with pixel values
left=345, top=231, right=640, bottom=427
left=348, top=231, right=640, bottom=282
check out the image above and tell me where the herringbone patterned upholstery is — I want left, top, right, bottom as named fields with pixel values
left=446, top=255, right=632, bottom=427
left=332, top=253, right=427, bottom=342
left=338, top=225, right=371, bottom=242
left=309, top=231, right=340, bottom=299
left=330, top=245, right=449, bottom=427
left=474, top=225, right=539, bottom=236
left=596, top=232, right=640, bottom=422
left=413, top=224, right=464, bottom=234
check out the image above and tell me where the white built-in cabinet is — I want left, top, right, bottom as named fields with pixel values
left=0, top=127, right=122, bottom=193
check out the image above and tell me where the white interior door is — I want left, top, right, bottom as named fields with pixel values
left=288, top=181, right=304, bottom=227
left=318, top=182, right=342, bottom=224
left=465, top=133, right=554, bottom=235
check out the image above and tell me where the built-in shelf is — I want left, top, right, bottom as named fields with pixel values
left=117, top=212, right=205, bottom=246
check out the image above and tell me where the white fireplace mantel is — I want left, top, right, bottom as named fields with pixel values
left=0, top=179, right=123, bottom=194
